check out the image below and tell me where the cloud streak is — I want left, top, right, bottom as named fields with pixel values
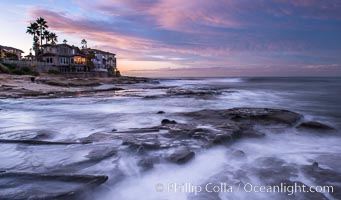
left=26, top=0, right=341, bottom=76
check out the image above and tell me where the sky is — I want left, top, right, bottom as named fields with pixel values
left=0, top=0, right=341, bottom=77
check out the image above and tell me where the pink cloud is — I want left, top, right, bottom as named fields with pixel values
left=27, top=1, right=341, bottom=76
left=146, top=0, right=241, bottom=32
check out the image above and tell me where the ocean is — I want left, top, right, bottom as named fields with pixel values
left=0, top=77, right=340, bottom=199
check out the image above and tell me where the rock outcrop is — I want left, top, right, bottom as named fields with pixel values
left=0, top=172, right=108, bottom=200
left=297, top=121, right=335, bottom=131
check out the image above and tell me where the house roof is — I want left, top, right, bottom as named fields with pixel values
left=83, top=48, right=116, bottom=56
left=41, top=52, right=87, bottom=58
left=0, top=45, right=24, bottom=53
left=42, top=43, right=73, bottom=48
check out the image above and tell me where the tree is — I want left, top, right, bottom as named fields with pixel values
left=49, top=32, right=58, bottom=45
left=26, top=22, right=39, bottom=58
left=63, top=39, right=67, bottom=44
left=81, top=39, right=87, bottom=49
left=36, top=17, right=48, bottom=52
left=86, top=49, right=95, bottom=71
left=43, top=30, right=50, bottom=44
left=33, top=36, right=40, bottom=54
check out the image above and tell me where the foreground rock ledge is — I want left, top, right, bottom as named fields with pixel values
left=0, top=172, right=108, bottom=200
left=0, top=107, right=336, bottom=199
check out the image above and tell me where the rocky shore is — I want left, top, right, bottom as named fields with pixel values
left=0, top=107, right=339, bottom=199
left=0, top=74, right=156, bottom=98
left=0, top=76, right=340, bottom=199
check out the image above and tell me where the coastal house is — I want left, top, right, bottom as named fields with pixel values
left=41, top=44, right=88, bottom=72
left=0, top=45, right=24, bottom=60
left=82, top=48, right=117, bottom=74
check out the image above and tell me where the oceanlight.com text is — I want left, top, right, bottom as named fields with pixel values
left=155, top=182, right=334, bottom=196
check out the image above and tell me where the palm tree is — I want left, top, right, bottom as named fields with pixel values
left=36, top=17, right=48, bottom=51
left=63, top=39, right=67, bottom=44
left=49, top=32, right=58, bottom=45
left=43, top=30, right=50, bottom=44
left=81, top=39, right=87, bottom=49
left=26, top=22, right=39, bottom=57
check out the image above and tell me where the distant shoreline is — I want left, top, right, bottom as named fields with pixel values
left=0, top=74, right=157, bottom=98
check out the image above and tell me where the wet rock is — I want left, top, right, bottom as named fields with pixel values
left=301, top=162, right=341, bottom=199
left=122, top=135, right=161, bottom=151
left=252, top=157, right=299, bottom=184
left=50, top=147, right=119, bottom=173
left=230, top=149, right=246, bottom=159
left=143, top=95, right=160, bottom=99
left=188, top=169, right=250, bottom=200
left=167, top=146, right=195, bottom=164
left=228, top=108, right=302, bottom=125
left=137, top=157, right=154, bottom=171
left=161, top=119, right=177, bottom=125
left=314, top=153, right=341, bottom=172
left=86, top=147, right=117, bottom=161
left=0, top=139, right=90, bottom=145
left=157, top=111, right=165, bottom=114
left=297, top=121, right=335, bottom=131
left=116, top=128, right=160, bottom=134
left=166, top=89, right=222, bottom=98
left=0, top=172, right=108, bottom=200
left=183, top=108, right=302, bottom=126
left=311, top=161, right=319, bottom=169
left=79, top=132, right=118, bottom=143
left=34, top=129, right=59, bottom=140
left=240, top=129, right=266, bottom=138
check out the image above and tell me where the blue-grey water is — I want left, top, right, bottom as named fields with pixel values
left=0, top=77, right=340, bottom=199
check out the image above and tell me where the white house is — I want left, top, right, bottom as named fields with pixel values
left=0, top=45, right=24, bottom=60
left=82, top=48, right=117, bottom=73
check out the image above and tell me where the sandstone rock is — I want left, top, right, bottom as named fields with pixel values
left=240, top=129, right=266, bottom=138
left=0, top=139, right=90, bottom=145
left=34, top=129, right=59, bottom=140
left=86, top=147, right=117, bottom=161
left=167, top=146, right=195, bottom=164
left=161, top=119, right=177, bottom=125
left=230, top=150, right=246, bottom=159
left=0, top=172, right=108, bottom=200
left=297, top=121, right=335, bottom=131
left=253, top=157, right=299, bottom=184
left=137, top=157, right=154, bottom=171
left=79, top=132, right=118, bottom=143
left=182, top=108, right=302, bottom=126
left=301, top=162, right=341, bottom=199
left=122, top=135, right=161, bottom=151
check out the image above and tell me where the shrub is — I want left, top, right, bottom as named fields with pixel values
left=32, top=71, right=40, bottom=76
left=48, top=69, right=61, bottom=75
left=22, top=67, right=32, bottom=73
left=5, top=63, right=17, bottom=70
left=0, top=63, right=10, bottom=73
left=11, top=69, right=25, bottom=75
left=8, top=66, right=39, bottom=76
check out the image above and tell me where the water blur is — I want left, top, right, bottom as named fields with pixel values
left=0, top=77, right=340, bottom=199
